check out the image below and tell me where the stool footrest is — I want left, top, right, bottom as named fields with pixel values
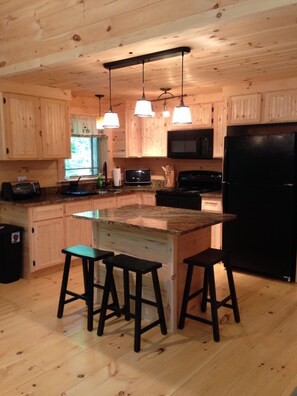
left=65, top=290, right=87, bottom=302
left=185, top=313, right=213, bottom=326
left=188, top=287, right=204, bottom=302
left=129, top=294, right=158, bottom=308
left=141, top=320, right=162, bottom=335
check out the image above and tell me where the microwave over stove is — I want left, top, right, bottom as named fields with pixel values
left=167, top=129, right=213, bottom=159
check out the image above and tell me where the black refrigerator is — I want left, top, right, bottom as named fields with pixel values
left=223, top=131, right=297, bottom=282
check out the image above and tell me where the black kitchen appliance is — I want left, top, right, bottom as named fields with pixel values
left=124, top=169, right=151, bottom=185
left=167, top=129, right=213, bottom=159
left=1, top=181, right=41, bottom=200
left=223, top=130, right=297, bottom=282
left=156, top=170, right=222, bottom=210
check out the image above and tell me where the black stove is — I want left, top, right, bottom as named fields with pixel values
left=156, top=170, right=222, bottom=210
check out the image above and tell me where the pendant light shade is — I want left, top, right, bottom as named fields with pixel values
left=134, top=60, right=152, bottom=117
left=173, top=51, right=192, bottom=124
left=95, top=94, right=104, bottom=130
left=103, top=68, right=120, bottom=128
left=162, top=100, right=170, bottom=118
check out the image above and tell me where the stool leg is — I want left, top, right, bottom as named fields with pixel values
left=86, top=259, right=94, bottom=331
left=208, top=267, right=220, bottom=342
left=82, top=258, right=88, bottom=305
left=123, top=268, right=131, bottom=321
left=97, top=266, right=113, bottom=336
left=57, top=254, right=71, bottom=318
left=110, top=272, right=121, bottom=317
left=225, top=260, right=241, bottom=323
left=134, top=272, right=142, bottom=352
left=201, top=268, right=209, bottom=313
left=178, top=264, right=194, bottom=329
left=152, top=269, right=167, bottom=335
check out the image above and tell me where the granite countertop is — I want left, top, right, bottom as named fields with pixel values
left=74, top=204, right=235, bottom=236
left=0, top=187, right=154, bottom=207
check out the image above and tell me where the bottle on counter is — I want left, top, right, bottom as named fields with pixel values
left=97, top=173, right=103, bottom=188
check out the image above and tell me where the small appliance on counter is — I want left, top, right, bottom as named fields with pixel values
left=161, top=165, right=175, bottom=188
left=1, top=181, right=41, bottom=200
left=112, top=167, right=122, bottom=187
left=124, top=169, right=151, bottom=186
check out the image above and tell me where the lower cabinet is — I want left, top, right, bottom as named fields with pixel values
left=30, top=204, right=65, bottom=271
left=141, top=192, right=156, bottom=205
left=201, top=196, right=222, bottom=249
left=64, top=200, right=93, bottom=247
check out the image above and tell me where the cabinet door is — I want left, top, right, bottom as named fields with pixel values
left=126, top=107, right=142, bottom=157
left=213, top=101, right=227, bottom=158
left=228, top=94, right=262, bottom=125
left=40, top=98, right=71, bottom=159
left=141, top=111, right=167, bottom=157
left=191, top=103, right=213, bottom=127
left=32, top=217, right=65, bottom=270
left=262, top=90, right=297, bottom=123
left=201, top=197, right=222, bottom=249
left=3, top=93, right=42, bottom=159
left=65, top=200, right=93, bottom=247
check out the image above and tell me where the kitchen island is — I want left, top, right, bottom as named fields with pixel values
left=74, top=204, right=236, bottom=331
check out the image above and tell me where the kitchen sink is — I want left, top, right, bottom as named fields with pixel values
left=63, top=189, right=97, bottom=196
left=96, top=189, right=120, bottom=195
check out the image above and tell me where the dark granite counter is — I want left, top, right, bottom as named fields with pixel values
left=74, top=204, right=235, bottom=236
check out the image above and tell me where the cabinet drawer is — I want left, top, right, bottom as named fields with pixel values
left=93, top=196, right=117, bottom=210
left=201, top=199, right=222, bottom=213
left=32, top=204, right=64, bottom=221
left=65, top=200, right=93, bottom=216
left=117, top=194, right=139, bottom=207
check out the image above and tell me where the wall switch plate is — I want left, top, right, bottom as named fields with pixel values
left=17, top=176, right=28, bottom=182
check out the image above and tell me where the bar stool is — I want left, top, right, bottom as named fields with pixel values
left=97, top=254, right=167, bottom=352
left=178, top=248, right=240, bottom=341
left=57, top=244, right=119, bottom=331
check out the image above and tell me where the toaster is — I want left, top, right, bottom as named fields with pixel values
left=1, top=181, right=41, bottom=200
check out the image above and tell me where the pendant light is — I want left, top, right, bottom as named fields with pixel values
left=134, top=60, right=153, bottom=117
left=95, top=94, right=104, bottom=130
left=103, top=67, right=120, bottom=128
left=172, top=51, right=192, bottom=124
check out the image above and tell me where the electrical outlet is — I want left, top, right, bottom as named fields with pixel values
left=17, top=176, right=28, bottom=182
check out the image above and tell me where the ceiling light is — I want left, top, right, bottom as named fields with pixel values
left=134, top=60, right=152, bottom=117
left=163, top=101, right=170, bottom=118
left=103, top=68, right=120, bottom=129
left=95, top=94, right=104, bottom=130
left=158, top=88, right=173, bottom=118
left=172, top=51, right=192, bottom=124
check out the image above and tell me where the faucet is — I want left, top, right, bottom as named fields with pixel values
left=69, top=176, right=82, bottom=190
left=102, top=162, right=108, bottom=188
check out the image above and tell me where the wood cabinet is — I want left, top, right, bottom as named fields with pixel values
left=40, top=98, right=70, bottom=159
left=1, top=93, right=42, bottom=159
left=228, top=93, right=262, bottom=125
left=262, top=90, right=297, bottom=123
left=141, top=109, right=169, bottom=157
left=64, top=200, right=93, bottom=247
left=93, top=196, right=117, bottom=210
left=0, top=92, right=70, bottom=160
left=125, top=106, right=142, bottom=157
left=201, top=196, right=222, bottom=249
left=30, top=204, right=65, bottom=271
left=117, top=193, right=141, bottom=207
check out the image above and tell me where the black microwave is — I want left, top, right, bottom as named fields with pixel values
left=167, top=129, right=213, bottom=159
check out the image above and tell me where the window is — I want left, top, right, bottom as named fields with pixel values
left=64, top=136, right=100, bottom=178
left=62, top=115, right=108, bottom=180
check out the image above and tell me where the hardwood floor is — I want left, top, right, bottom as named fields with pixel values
left=1, top=264, right=297, bottom=396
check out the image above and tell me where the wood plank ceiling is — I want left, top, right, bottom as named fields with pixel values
left=0, top=0, right=297, bottom=100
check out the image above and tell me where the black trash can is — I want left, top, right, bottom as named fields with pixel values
left=0, top=224, right=23, bottom=283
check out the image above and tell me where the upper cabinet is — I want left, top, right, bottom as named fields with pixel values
left=228, top=93, right=262, bottom=125
left=40, top=98, right=70, bottom=159
left=262, top=90, right=297, bottom=123
left=0, top=92, right=70, bottom=160
left=227, top=89, right=297, bottom=125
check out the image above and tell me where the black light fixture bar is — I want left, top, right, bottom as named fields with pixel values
left=103, top=46, right=191, bottom=70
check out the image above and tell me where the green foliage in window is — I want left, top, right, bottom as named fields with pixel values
left=65, top=137, right=99, bottom=178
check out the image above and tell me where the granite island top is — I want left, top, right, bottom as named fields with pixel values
left=74, top=204, right=235, bottom=236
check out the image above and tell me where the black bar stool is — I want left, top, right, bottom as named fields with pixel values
left=178, top=248, right=240, bottom=341
left=97, top=254, right=167, bottom=352
left=57, top=244, right=119, bottom=331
